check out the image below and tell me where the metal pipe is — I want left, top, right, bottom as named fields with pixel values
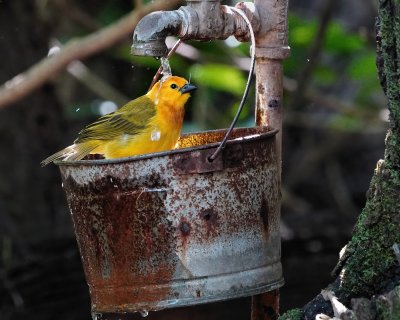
left=131, top=0, right=259, bottom=57
left=252, top=0, right=290, bottom=318
left=254, top=0, right=290, bottom=170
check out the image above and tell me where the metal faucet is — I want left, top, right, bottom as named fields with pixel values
left=131, top=1, right=260, bottom=57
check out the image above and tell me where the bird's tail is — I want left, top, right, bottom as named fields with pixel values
left=41, top=142, right=99, bottom=166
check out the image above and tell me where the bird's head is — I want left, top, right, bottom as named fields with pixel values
left=147, top=76, right=197, bottom=110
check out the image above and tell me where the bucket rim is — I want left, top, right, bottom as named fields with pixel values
left=55, top=126, right=278, bottom=167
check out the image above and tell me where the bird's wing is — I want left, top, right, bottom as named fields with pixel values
left=74, top=96, right=156, bottom=143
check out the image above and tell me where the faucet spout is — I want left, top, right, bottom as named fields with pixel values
left=131, top=1, right=260, bottom=57
left=132, top=10, right=184, bottom=57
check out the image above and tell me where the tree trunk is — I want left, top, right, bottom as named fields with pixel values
left=279, top=0, right=400, bottom=318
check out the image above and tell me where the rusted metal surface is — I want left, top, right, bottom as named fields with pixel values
left=254, top=0, right=290, bottom=172
left=57, top=127, right=283, bottom=316
left=252, top=0, right=289, bottom=317
left=251, top=289, right=280, bottom=320
left=172, top=147, right=224, bottom=174
left=131, top=0, right=260, bottom=57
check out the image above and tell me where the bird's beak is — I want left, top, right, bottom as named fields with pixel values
left=180, top=83, right=197, bottom=94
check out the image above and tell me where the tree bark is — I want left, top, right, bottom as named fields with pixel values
left=279, top=0, right=400, bottom=318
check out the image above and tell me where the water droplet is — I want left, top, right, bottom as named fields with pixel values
left=48, top=46, right=61, bottom=56
left=121, top=133, right=130, bottom=144
left=379, top=108, right=389, bottom=122
left=160, top=57, right=172, bottom=79
left=306, top=58, right=310, bottom=63
left=224, top=36, right=240, bottom=48
left=75, top=108, right=80, bottom=112
left=140, top=310, right=149, bottom=317
left=98, top=100, right=118, bottom=115
left=151, top=129, right=161, bottom=141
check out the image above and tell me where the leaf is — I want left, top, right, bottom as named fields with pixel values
left=348, top=52, right=377, bottom=80
left=324, top=22, right=365, bottom=54
left=189, top=64, right=246, bottom=95
left=291, top=22, right=317, bottom=46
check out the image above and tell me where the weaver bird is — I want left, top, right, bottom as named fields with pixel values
left=41, top=76, right=196, bottom=166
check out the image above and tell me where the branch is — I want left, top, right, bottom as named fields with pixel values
left=0, top=0, right=182, bottom=109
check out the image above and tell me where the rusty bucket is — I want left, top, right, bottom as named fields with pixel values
left=57, top=126, right=283, bottom=316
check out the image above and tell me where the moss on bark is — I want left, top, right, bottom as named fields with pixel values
left=335, top=0, right=400, bottom=301
left=277, top=308, right=303, bottom=320
left=374, top=285, right=400, bottom=320
left=338, top=160, right=400, bottom=299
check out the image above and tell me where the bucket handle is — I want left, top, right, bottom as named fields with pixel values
left=208, top=7, right=256, bottom=162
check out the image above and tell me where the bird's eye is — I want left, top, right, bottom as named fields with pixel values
left=170, top=83, right=178, bottom=89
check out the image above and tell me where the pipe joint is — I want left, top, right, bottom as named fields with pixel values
left=131, top=1, right=261, bottom=57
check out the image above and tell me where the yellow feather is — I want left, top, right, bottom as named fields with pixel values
left=41, top=76, right=196, bottom=166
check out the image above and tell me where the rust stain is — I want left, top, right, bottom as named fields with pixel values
left=268, top=99, right=280, bottom=109
left=258, top=83, right=265, bottom=94
left=65, top=177, right=177, bottom=312
left=199, top=208, right=219, bottom=238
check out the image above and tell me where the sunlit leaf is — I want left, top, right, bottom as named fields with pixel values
left=189, top=64, right=246, bottom=95
left=291, top=23, right=317, bottom=46
left=324, top=22, right=365, bottom=54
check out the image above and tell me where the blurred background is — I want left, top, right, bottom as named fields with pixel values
left=0, top=0, right=387, bottom=319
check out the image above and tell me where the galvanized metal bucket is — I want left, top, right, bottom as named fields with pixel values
left=57, top=126, right=283, bottom=316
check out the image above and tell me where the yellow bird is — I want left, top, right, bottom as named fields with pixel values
left=41, top=76, right=196, bottom=166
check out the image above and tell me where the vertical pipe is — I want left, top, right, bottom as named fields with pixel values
left=254, top=0, right=290, bottom=166
left=251, top=289, right=280, bottom=320
left=252, top=0, right=289, bottom=319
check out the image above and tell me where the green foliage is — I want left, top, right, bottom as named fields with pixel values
left=324, top=22, right=365, bottom=54
left=286, top=13, right=383, bottom=131
left=339, top=160, right=400, bottom=299
left=289, top=14, right=318, bottom=46
left=97, top=2, right=126, bottom=26
left=313, top=65, right=337, bottom=85
left=278, top=308, right=303, bottom=320
left=287, top=13, right=377, bottom=89
left=189, top=63, right=246, bottom=96
left=348, top=52, right=376, bottom=80
left=374, top=285, right=400, bottom=320
left=328, top=114, right=362, bottom=132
